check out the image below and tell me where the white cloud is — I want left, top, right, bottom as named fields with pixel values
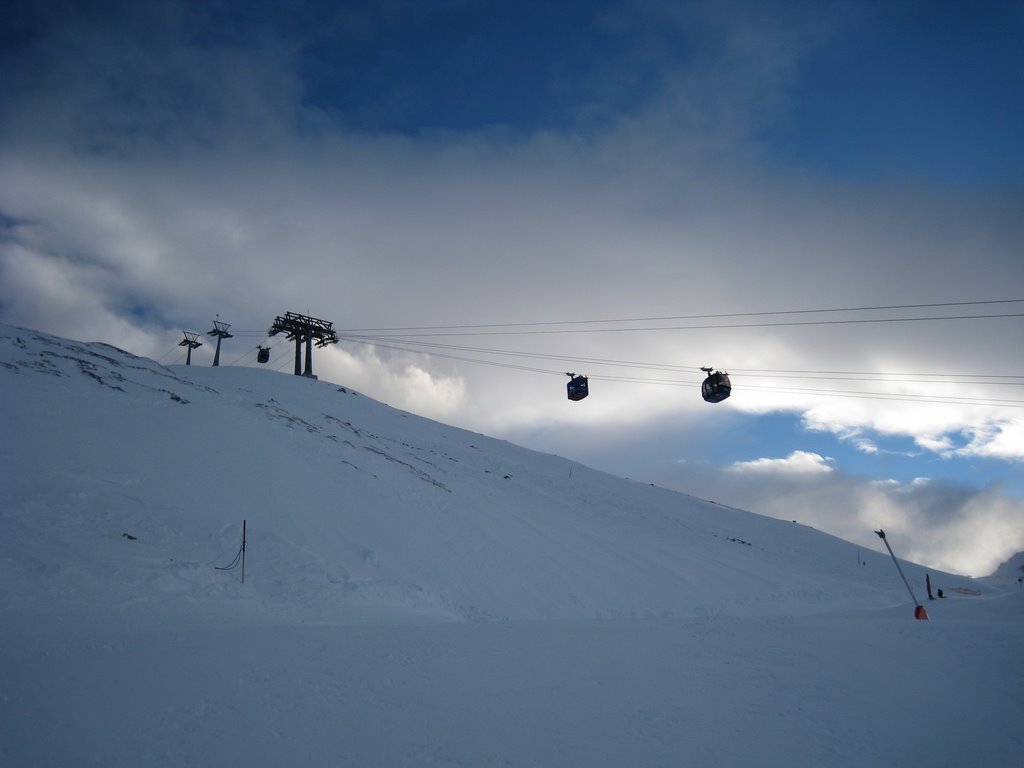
left=658, top=460, right=1024, bottom=577
left=316, top=344, right=467, bottom=422
left=801, top=396, right=1024, bottom=462
left=852, top=437, right=879, bottom=454
left=959, top=419, right=1024, bottom=461
left=728, top=450, right=834, bottom=474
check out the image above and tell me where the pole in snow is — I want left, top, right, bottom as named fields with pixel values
left=875, top=529, right=928, bottom=620
left=241, top=519, right=247, bottom=584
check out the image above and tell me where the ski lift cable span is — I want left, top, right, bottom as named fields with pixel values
left=333, top=298, right=1024, bottom=334
left=337, top=336, right=1024, bottom=408
left=340, top=335, right=718, bottom=402
left=323, top=336, right=1024, bottom=407
left=335, top=311, right=1024, bottom=338
left=338, top=333, right=1024, bottom=386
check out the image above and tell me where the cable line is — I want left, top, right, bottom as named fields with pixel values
left=155, top=344, right=184, bottom=364
left=341, top=335, right=1024, bottom=386
left=343, top=312, right=1024, bottom=338
left=726, top=367, right=1024, bottom=380
left=340, top=336, right=571, bottom=377
left=739, top=383, right=1024, bottom=408
left=342, top=335, right=696, bottom=373
left=195, top=297, right=1024, bottom=411
left=214, top=544, right=243, bottom=571
left=225, top=344, right=264, bottom=367
left=339, top=337, right=1024, bottom=409
left=336, top=298, right=1024, bottom=333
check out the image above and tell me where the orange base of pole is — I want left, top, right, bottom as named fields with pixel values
left=914, top=605, right=929, bottom=620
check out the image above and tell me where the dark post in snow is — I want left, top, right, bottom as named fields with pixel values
left=241, top=519, right=247, bottom=584
left=208, top=318, right=233, bottom=367
left=179, top=331, right=202, bottom=365
left=267, top=312, right=338, bottom=380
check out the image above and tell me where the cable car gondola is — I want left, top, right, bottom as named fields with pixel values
left=257, top=345, right=271, bottom=364
left=566, top=372, right=589, bottom=401
left=700, top=366, right=731, bottom=403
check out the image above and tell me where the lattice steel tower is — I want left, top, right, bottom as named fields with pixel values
left=268, top=312, right=338, bottom=379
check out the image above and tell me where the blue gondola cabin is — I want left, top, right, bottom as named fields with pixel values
left=701, top=368, right=731, bottom=403
left=566, top=374, right=589, bottom=401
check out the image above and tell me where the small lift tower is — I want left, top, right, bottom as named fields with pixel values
left=208, top=318, right=233, bottom=367
left=179, top=332, right=202, bottom=365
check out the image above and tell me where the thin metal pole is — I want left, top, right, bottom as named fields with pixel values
left=241, top=519, right=247, bottom=584
left=875, top=530, right=920, bottom=607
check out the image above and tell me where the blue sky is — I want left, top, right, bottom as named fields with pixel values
left=770, top=1, right=1024, bottom=186
left=268, top=0, right=1024, bottom=185
left=1, top=0, right=1022, bottom=575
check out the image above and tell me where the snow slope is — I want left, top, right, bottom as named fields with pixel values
left=1, top=325, right=1021, bottom=767
left=989, top=550, right=1024, bottom=584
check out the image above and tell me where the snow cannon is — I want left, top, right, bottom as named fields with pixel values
left=875, top=530, right=929, bottom=620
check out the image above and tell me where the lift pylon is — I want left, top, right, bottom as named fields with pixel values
left=179, top=332, right=202, bottom=365
left=268, top=312, right=338, bottom=379
left=208, top=318, right=233, bottom=367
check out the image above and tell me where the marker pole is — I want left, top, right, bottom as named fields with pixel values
left=241, top=519, right=247, bottom=584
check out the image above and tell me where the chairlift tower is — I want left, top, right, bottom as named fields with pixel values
left=179, top=332, right=202, bottom=365
left=268, top=312, right=338, bottom=379
left=208, top=318, right=233, bottom=367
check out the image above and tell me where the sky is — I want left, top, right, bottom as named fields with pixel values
left=1, top=0, right=1023, bottom=575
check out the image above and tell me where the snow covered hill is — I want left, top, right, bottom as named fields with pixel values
left=1, top=324, right=1021, bottom=767
left=989, top=550, right=1024, bottom=584
left=0, top=324, right=949, bottom=626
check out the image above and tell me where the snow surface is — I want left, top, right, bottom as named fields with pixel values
left=1, top=324, right=1021, bottom=767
